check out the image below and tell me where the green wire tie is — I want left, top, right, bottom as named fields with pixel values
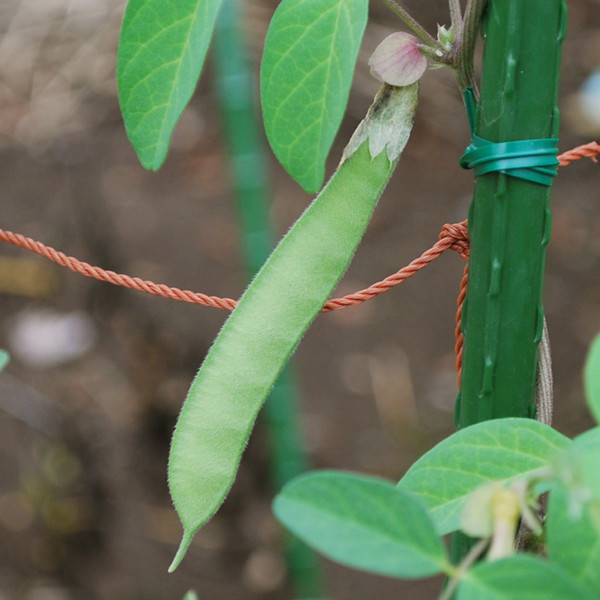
left=460, top=88, right=559, bottom=187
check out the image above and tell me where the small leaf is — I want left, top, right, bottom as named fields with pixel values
left=273, top=471, right=449, bottom=578
left=397, top=418, right=570, bottom=535
left=117, top=0, right=223, bottom=170
left=547, top=487, right=600, bottom=593
left=183, top=592, right=199, bottom=600
left=261, top=0, right=369, bottom=192
left=584, top=334, right=600, bottom=424
left=456, top=554, right=591, bottom=600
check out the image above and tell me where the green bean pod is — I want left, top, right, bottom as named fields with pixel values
left=168, top=83, right=419, bottom=571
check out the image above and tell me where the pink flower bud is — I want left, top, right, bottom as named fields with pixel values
left=368, top=32, right=427, bottom=87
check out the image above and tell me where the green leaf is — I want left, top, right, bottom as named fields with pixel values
left=183, top=592, right=198, bottom=600
left=117, top=0, right=223, bottom=170
left=261, top=0, right=369, bottom=192
left=552, top=431, right=600, bottom=516
left=572, top=434, right=600, bottom=499
left=273, top=471, right=449, bottom=578
left=547, top=487, right=600, bottom=594
left=456, top=554, right=591, bottom=600
left=584, top=334, right=600, bottom=424
left=397, top=418, right=570, bottom=535
left=573, top=426, right=600, bottom=449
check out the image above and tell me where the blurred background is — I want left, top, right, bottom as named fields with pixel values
left=0, top=0, right=599, bottom=598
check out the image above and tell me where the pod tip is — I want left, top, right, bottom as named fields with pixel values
left=168, top=531, right=193, bottom=573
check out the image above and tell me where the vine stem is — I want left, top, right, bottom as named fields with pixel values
left=455, top=0, right=489, bottom=92
left=438, top=538, right=490, bottom=600
left=449, top=0, right=464, bottom=46
left=380, top=0, right=441, bottom=48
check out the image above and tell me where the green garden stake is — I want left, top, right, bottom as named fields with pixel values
left=213, top=2, right=323, bottom=597
left=453, top=0, right=567, bottom=562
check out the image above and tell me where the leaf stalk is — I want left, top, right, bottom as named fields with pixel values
left=380, top=0, right=441, bottom=48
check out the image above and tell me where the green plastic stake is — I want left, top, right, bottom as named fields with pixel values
left=453, top=0, right=567, bottom=561
left=213, top=2, right=323, bottom=597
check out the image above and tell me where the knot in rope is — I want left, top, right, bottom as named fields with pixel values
left=441, top=221, right=470, bottom=259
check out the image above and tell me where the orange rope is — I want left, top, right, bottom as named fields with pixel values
left=0, top=222, right=469, bottom=313
left=557, top=141, right=600, bottom=166
left=0, top=142, right=597, bottom=373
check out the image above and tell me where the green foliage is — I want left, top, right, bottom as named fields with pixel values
left=273, top=471, right=449, bottom=578
left=117, top=0, right=223, bottom=169
left=260, top=0, right=369, bottom=192
left=584, top=334, right=600, bottom=423
left=273, top=398, right=600, bottom=596
left=456, top=554, right=591, bottom=600
left=554, top=429, right=600, bottom=504
left=397, top=418, right=569, bottom=534
left=547, top=488, right=600, bottom=594
left=113, top=1, right=600, bottom=596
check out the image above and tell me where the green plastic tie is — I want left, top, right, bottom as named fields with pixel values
left=460, top=88, right=559, bottom=186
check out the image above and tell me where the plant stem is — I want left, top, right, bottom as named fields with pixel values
left=380, top=0, right=440, bottom=48
left=439, top=538, right=489, bottom=600
left=455, top=0, right=488, bottom=92
left=449, top=0, right=463, bottom=37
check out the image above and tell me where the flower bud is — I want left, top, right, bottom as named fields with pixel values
left=437, top=24, right=455, bottom=51
left=368, top=32, right=427, bottom=87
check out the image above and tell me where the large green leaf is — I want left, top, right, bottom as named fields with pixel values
left=584, top=334, right=600, bottom=424
left=117, top=0, right=223, bottom=170
left=547, top=488, right=600, bottom=594
left=397, top=418, right=570, bottom=535
left=273, top=471, right=449, bottom=578
left=456, top=555, right=591, bottom=600
left=261, top=0, right=369, bottom=192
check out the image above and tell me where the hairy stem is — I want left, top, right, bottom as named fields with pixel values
left=456, top=0, right=489, bottom=92
left=380, top=0, right=440, bottom=48
left=449, top=0, right=464, bottom=43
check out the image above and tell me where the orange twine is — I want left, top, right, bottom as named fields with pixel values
left=0, top=142, right=598, bottom=378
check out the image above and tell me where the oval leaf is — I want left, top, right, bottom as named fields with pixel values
left=273, top=471, right=448, bottom=578
left=117, top=0, right=223, bottom=170
left=584, top=334, right=600, bottom=424
left=398, top=418, right=570, bottom=535
left=456, top=554, right=591, bottom=600
left=261, top=0, right=369, bottom=192
left=547, top=488, right=600, bottom=594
